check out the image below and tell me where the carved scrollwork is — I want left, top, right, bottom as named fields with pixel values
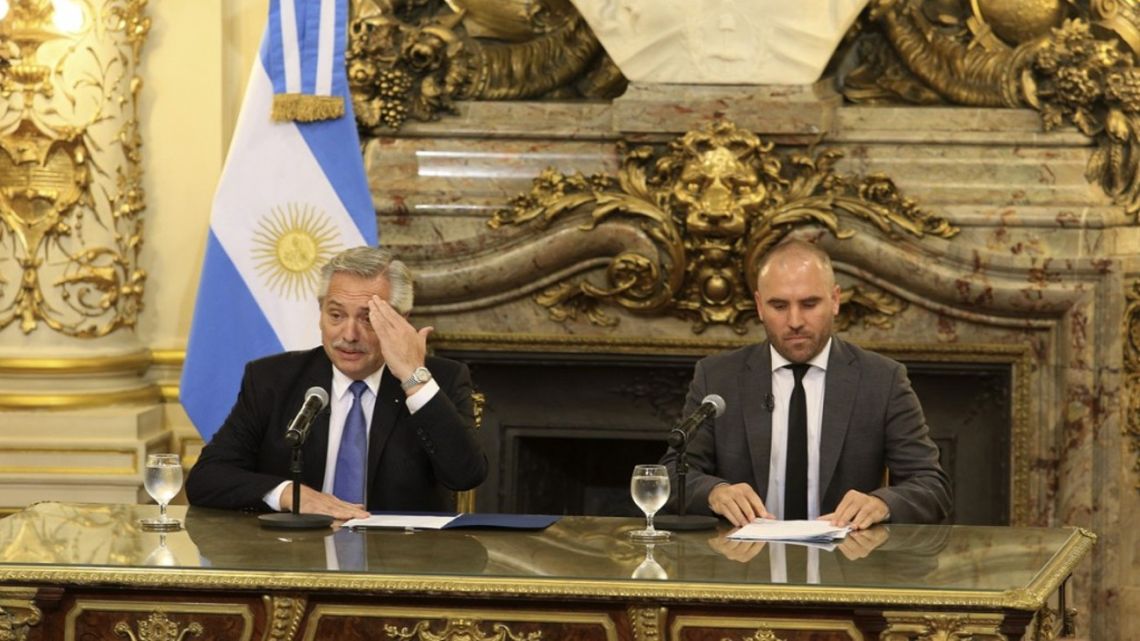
left=490, top=119, right=956, bottom=333
left=0, top=0, right=150, bottom=337
left=725, top=629, right=786, bottom=641
left=627, top=606, right=664, bottom=641
left=1124, top=280, right=1140, bottom=491
left=385, top=619, right=541, bottom=641
left=846, top=0, right=1140, bottom=217
left=113, top=611, right=203, bottom=641
left=347, top=0, right=625, bottom=131
left=262, top=595, right=307, bottom=641
left=0, top=590, right=42, bottom=641
left=1027, top=605, right=1060, bottom=641
left=880, top=611, right=1007, bottom=641
left=835, top=285, right=908, bottom=331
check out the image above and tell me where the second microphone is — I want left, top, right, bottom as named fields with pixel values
left=667, top=393, right=726, bottom=449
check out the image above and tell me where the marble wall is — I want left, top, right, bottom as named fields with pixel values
left=368, top=89, right=1136, bottom=640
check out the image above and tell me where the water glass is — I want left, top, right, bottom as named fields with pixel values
left=629, top=464, right=671, bottom=541
left=139, top=453, right=183, bottom=531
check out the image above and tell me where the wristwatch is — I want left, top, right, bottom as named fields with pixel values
left=401, top=366, right=432, bottom=390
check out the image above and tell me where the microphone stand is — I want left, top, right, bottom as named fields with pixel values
left=259, top=436, right=334, bottom=530
left=656, top=431, right=719, bottom=531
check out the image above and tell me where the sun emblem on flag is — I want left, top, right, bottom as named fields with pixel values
left=252, top=203, right=342, bottom=299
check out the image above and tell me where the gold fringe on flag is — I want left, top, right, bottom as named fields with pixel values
left=271, top=94, right=345, bottom=122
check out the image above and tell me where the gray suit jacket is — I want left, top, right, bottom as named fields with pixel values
left=661, top=337, right=952, bottom=524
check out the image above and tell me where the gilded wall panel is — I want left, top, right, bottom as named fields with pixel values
left=0, top=0, right=150, bottom=338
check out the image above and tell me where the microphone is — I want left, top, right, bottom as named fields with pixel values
left=283, top=386, right=330, bottom=447
left=667, top=394, right=726, bottom=449
left=764, top=393, right=774, bottom=412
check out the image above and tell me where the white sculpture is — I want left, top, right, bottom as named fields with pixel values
left=570, top=0, right=870, bottom=84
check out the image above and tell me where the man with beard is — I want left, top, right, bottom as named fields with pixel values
left=662, top=240, right=951, bottom=529
left=187, top=247, right=487, bottom=520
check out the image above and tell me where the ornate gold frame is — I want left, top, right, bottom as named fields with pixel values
left=63, top=600, right=254, bottom=641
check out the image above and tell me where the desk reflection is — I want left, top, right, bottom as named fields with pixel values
left=184, top=507, right=489, bottom=574
left=699, top=524, right=951, bottom=584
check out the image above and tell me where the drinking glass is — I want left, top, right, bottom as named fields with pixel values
left=139, top=453, right=183, bottom=531
left=629, top=464, right=671, bottom=541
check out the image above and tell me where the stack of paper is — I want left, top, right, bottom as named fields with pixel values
left=341, top=513, right=559, bottom=531
left=726, top=519, right=850, bottom=544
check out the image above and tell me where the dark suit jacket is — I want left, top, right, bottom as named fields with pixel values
left=661, top=338, right=952, bottom=523
left=185, top=348, right=487, bottom=512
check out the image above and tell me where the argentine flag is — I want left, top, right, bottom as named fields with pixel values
left=182, top=0, right=377, bottom=441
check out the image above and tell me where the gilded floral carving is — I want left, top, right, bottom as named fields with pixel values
left=347, top=0, right=625, bottom=131
left=113, top=611, right=202, bottom=641
left=385, top=618, right=541, bottom=641
left=880, top=611, right=1007, bottom=641
left=0, top=0, right=150, bottom=337
left=491, top=119, right=955, bottom=332
left=1124, top=280, right=1140, bottom=491
left=846, top=0, right=1140, bottom=217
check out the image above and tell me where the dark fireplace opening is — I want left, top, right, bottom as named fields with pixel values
left=446, top=350, right=1011, bottom=525
left=512, top=434, right=667, bottom=516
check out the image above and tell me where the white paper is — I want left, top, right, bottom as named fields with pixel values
left=341, top=515, right=457, bottom=530
left=726, top=518, right=849, bottom=543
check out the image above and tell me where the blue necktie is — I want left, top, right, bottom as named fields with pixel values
left=333, top=381, right=368, bottom=504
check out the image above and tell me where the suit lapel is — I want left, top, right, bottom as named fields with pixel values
left=741, top=344, right=773, bottom=500
left=366, top=367, right=404, bottom=491
left=819, top=337, right=858, bottom=499
left=300, top=350, right=334, bottom=485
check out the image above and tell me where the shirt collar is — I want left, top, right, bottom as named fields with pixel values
left=770, top=337, right=832, bottom=373
left=331, top=364, right=385, bottom=400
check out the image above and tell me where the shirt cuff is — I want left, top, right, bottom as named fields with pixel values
left=405, top=379, right=440, bottom=414
left=264, top=481, right=290, bottom=511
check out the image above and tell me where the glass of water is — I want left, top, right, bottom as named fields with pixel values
left=139, top=453, right=182, bottom=531
left=629, top=464, right=670, bottom=541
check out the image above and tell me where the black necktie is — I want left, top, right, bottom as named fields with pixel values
left=785, top=363, right=810, bottom=520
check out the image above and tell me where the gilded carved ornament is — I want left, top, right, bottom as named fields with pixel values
left=846, top=0, right=1140, bottom=217
left=262, top=595, right=307, bottom=641
left=490, top=119, right=954, bottom=333
left=347, top=0, right=625, bottom=131
left=0, top=588, right=41, bottom=641
left=0, top=0, right=149, bottom=337
left=1123, top=280, right=1140, bottom=491
left=879, top=611, right=1007, bottom=641
left=385, top=619, right=541, bottom=641
left=113, top=611, right=203, bottom=641
left=727, top=629, right=785, bottom=641
left=627, top=606, right=664, bottom=641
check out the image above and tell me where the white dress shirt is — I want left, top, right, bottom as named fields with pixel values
left=765, top=338, right=831, bottom=520
left=263, top=364, right=440, bottom=510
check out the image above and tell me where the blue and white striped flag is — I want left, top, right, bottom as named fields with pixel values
left=182, top=0, right=377, bottom=441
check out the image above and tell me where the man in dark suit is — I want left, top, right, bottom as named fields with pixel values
left=662, top=240, right=951, bottom=529
left=186, top=247, right=487, bottom=520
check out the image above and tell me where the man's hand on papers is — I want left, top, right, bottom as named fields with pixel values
left=820, top=490, right=889, bottom=530
left=708, top=534, right=766, bottom=563
left=278, top=483, right=369, bottom=521
left=708, top=483, right=773, bottom=527
left=836, top=526, right=890, bottom=561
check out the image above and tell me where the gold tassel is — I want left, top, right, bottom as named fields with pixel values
left=271, top=94, right=345, bottom=122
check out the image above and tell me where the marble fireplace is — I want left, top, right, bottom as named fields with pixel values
left=446, top=351, right=1012, bottom=525
left=369, top=90, right=1131, bottom=637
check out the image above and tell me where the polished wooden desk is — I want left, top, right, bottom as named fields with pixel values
left=0, top=503, right=1094, bottom=641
